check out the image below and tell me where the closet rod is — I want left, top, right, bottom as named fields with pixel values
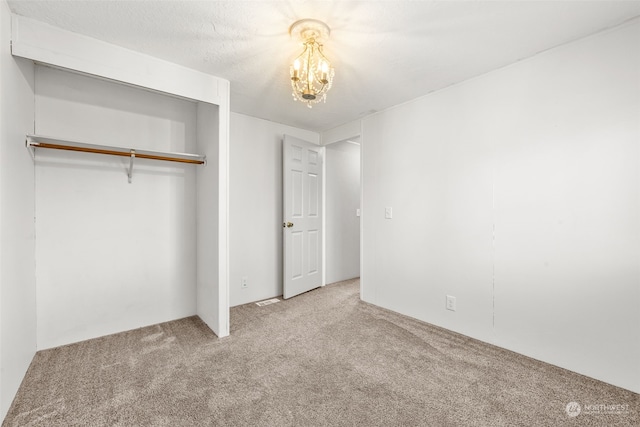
left=26, top=135, right=206, bottom=165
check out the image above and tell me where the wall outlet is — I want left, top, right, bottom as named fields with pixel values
left=446, top=295, right=456, bottom=311
left=241, top=276, right=248, bottom=289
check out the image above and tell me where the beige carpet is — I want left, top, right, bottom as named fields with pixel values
left=3, top=279, right=638, bottom=426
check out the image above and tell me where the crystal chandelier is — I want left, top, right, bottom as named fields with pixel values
left=289, top=19, right=335, bottom=108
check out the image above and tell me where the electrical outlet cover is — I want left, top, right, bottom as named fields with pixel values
left=446, top=295, right=456, bottom=311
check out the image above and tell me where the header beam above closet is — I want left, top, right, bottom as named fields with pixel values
left=11, top=15, right=227, bottom=105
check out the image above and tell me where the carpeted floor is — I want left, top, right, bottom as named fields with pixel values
left=3, top=279, right=638, bottom=426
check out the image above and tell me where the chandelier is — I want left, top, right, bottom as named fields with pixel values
left=289, top=19, right=335, bottom=108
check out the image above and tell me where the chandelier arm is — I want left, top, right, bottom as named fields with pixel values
left=306, top=41, right=314, bottom=92
left=316, top=45, right=330, bottom=64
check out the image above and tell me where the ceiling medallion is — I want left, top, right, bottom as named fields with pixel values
left=289, top=19, right=335, bottom=108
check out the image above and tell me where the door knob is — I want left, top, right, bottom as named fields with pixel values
left=286, top=222, right=294, bottom=228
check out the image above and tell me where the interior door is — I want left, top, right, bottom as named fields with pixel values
left=283, top=134, right=323, bottom=299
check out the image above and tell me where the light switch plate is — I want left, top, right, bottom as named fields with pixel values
left=356, top=208, right=361, bottom=217
left=385, top=207, right=392, bottom=219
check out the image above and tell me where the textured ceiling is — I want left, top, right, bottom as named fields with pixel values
left=7, top=1, right=640, bottom=132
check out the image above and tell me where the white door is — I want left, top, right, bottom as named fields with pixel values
left=283, top=134, right=323, bottom=299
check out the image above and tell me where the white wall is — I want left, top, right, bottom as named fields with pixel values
left=229, top=113, right=319, bottom=307
left=0, top=0, right=36, bottom=418
left=325, top=141, right=360, bottom=284
left=322, top=121, right=362, bottom=146
left=34, top=65, right=198, bottom=349
left=362, top=20, right=640, bottom=393
left=196, top=102, right=221, bottom=333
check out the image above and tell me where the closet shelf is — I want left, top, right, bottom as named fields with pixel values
left=26, top=134, right=206, bottom=165
left=26, top=134, right=206, bottom=183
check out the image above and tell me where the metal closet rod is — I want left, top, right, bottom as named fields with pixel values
left=26, top=135, right=206, bottom=165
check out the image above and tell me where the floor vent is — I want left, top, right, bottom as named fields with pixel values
left=256, top=298, right=280, bottom=307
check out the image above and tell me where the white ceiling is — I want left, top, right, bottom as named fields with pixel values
left=7, top=1, right=640, bottom=132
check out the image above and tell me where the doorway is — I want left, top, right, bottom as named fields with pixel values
left=323, top=138, right=361, bottom=286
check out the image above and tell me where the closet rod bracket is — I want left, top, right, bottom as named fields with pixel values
left=25, top=138, right=36, bottom=160
left=128, top=150, right=135, bottom=183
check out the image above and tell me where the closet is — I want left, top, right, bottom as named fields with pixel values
left=11, top=15, right=229, bottom=349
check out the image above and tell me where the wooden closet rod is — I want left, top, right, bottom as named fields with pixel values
left=26, top=135, right=206, bottom=165
left=32, top=141, right=204, bottom=164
